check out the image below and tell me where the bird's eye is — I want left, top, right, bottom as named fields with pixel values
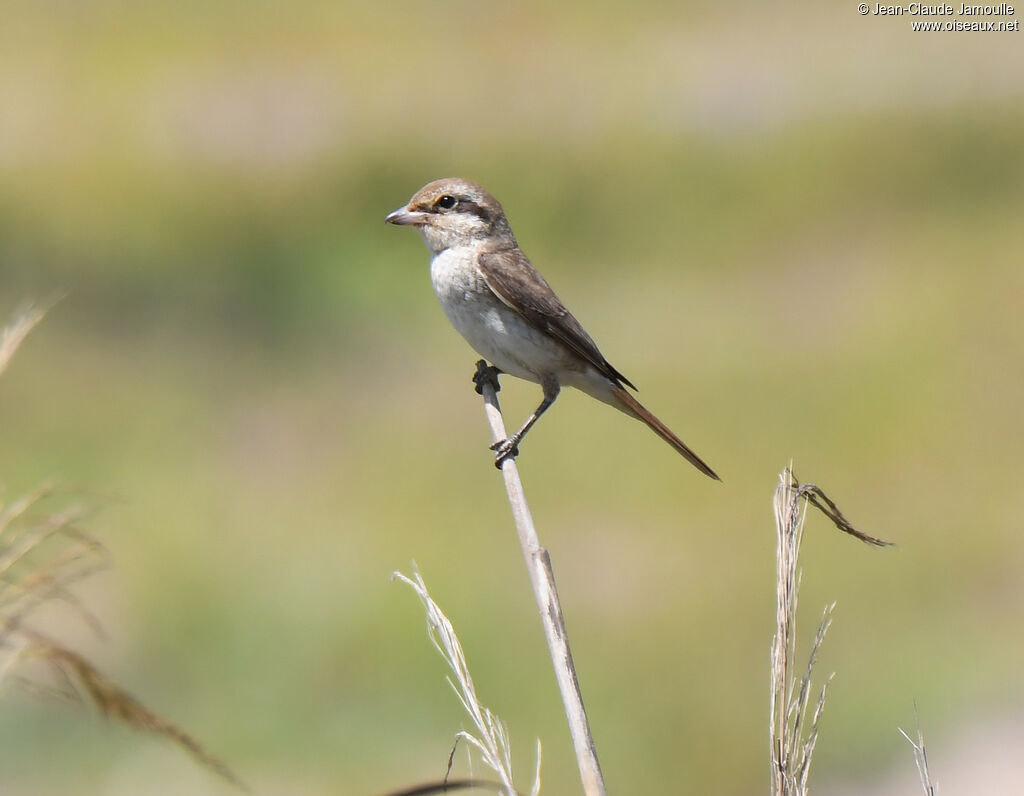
left=435, top=195, right=457, bottom=210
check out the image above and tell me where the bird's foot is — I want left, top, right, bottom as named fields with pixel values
left=489, top=436, right=520, bottom=468
left=472, top=360, right=502, bottom=396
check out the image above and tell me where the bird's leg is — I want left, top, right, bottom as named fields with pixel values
left=472, top=360, right=503, bottom=395
left=490, top=377, right=560, bottom=468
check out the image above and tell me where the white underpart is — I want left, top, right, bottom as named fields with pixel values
left=427, top=244, right=620, bottom=408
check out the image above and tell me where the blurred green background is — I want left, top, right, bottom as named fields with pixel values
left=2, top=1, right=1023, bottom=794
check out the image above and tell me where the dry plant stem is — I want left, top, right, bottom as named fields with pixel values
left=770, top=467, right=834, bottom=796
left=899, top=703, right=936, bottom=796
left=0, top=307, right=245, bottom=790
left=474, top=361, right=607, bottom=796
left=769, top=466, right=890, bottom=795
left=0, top=304, right=46, bottom=377
left=394, top=569, right=517, bottom=796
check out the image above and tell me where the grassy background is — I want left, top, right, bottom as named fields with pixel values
left=1, top=2, right=1023, bottom=794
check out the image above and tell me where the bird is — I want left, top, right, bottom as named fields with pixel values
left=385, top=177, right=718, bottom=479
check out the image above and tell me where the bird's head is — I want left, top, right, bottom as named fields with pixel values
left=385, top=178, right=514, bottom=254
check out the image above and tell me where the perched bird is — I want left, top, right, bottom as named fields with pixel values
left=386, top=177, right=718, bottom=479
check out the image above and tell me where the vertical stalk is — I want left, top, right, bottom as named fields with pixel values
left=474, top=361, right=607, bottom=796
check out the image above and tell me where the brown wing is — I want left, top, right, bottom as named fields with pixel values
left=477, top=246, right=637, bottom=390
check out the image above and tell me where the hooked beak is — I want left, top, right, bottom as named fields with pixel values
left=385, top=206, right=428, bottom=226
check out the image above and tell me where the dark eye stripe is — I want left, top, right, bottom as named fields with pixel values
left=426, top=195, right=493, bottom=223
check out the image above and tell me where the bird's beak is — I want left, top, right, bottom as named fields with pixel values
left=385, top=206, right=427, bottom=226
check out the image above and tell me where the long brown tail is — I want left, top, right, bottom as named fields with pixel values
left=611, top=386, right=720, bottom=480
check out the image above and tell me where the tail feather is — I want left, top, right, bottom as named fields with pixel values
left=611, top=386, right=720, bottom=481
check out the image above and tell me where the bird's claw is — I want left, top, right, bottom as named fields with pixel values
left=472, top=360, right=502, bottom=396
left=490, top=437, right=520, bottom=468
